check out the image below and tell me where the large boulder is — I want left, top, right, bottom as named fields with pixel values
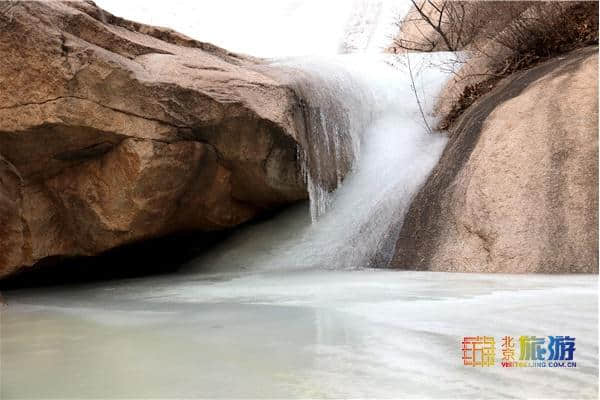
left=392, top=47, right=598, bottom=273
left=0, top=1, right=307, bottom=278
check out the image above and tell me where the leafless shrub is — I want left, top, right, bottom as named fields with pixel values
left=391, top=1, right=531, bottom=52
left=483, top=2, right=599, bottom=74
left=392, top=1, right=599, bottom=129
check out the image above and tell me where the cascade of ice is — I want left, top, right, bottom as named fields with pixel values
left=96, top=0, right=452, bottom=267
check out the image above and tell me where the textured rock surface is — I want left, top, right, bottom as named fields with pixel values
left=393, top=47, right=598, bottom=273
left=0, top=1, right=307, bottom=278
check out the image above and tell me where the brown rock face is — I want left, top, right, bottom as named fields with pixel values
left=0, top=1, right=308, bottom=278
left=392, top=47, right=598, bottom=273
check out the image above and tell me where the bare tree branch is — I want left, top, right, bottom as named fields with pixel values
left=409, top=0, right=455, bottom=51
left=405, top=51, right=433, bottom=135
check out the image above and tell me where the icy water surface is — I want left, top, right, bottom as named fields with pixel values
left=1, top=268, right=597, bottom=398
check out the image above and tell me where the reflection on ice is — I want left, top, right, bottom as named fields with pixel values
left=2, top=270, right=598, bottom=399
